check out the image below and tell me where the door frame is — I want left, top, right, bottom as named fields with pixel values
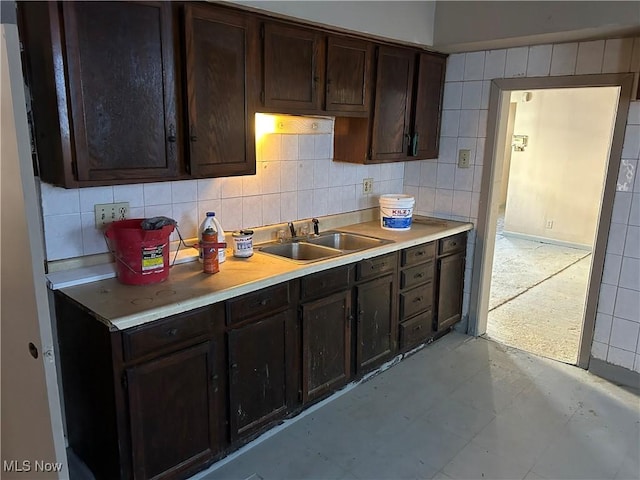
left=468, top=73, right=635, bottom=369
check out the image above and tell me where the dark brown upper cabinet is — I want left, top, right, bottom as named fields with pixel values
left=370, top=46, right=416, bottom=162
left=183, top=5, right=258, bottom=177
left=412, top=53, right=446, bottom=160
left=262, top=22, right=324, bottom=112
left=325, top=36, right=372, bottom=114
left=261, top=23, right=372, bottom=116
left=20, top=1, right=180, bottom=187
left=335, top=47, right=446, bottom=164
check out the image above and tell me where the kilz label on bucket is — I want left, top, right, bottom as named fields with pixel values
left=382, top=216, right=412, bottom=229
left=141, top=245, right=165, bottom=273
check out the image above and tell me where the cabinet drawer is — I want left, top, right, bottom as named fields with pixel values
left=401, top=242, right=435, bottom=267
left=301, top=265, right=352, bottom=300
left=439, top=233, right=466, bottom=256
left=122, top=307, right=212, bottom=362
left=399, top=311, right=433, bottom=350
left=400, top=261, right=434, bottom=290
left=399, top=282, right=433, bottom=320
left=227, top=283, right=290, bottom=325
left=357, top=252, right=396, bottom=281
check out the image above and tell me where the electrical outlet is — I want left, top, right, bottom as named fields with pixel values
left=458, top=149, right=471, bottom=168
left=546, top=220, right=554, bottom=229
left=95, top=202, right=129, bottom=228
left=363, top=178, right=374, bottom=194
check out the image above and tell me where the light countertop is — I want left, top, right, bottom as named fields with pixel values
left=57, top=217, right=473, bottom=331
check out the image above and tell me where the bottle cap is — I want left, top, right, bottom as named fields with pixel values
left=206, top=212, right=215, bottom=217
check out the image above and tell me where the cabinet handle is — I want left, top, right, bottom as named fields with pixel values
left=190, top=125, right=198, bottom=142
left=451, top=242, right=457, bottom=247
left=230, top=362, right=238, bottom=369
left=411, top=133, right=419, bottom=156
left=415, top=250, right=425, bottom=256
left=371, top=262, right=386, bottom=270
left=413, top=296, right=423, bottom=303
left=412, top=324, right=422, bottom=331
left=167, top=124, right=176, bottom=143
left=167, top=328, right=178, bottom=336
left=259, top=298, right=269, bottom=306
left=414, top=273, right=424, bottom=279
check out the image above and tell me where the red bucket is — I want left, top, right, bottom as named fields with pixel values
left=105, top=219, right=175, bottom=285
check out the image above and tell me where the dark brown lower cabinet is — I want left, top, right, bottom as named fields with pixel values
left=355, top=274, right=396, bottom=372
left=227, top=311, right=293, bottom=441
left=301, top=290, right=352, bottom=403
left=435, top=252, right=465, bottom=331
left=126, top=342, right=218, bottom=479
left=435, top=232, right=467, bottom=332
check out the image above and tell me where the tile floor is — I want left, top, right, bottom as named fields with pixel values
left=191, top=333, right=640, bottom=480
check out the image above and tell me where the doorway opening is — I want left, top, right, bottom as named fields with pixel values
left=469, top=74, right=634, bottom=368
left=485, top=87, right=618, bottom=364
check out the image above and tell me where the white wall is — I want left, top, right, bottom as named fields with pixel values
left=40, top=124, right=405, bottom=261
left=434, top=1, right=640, bottom=53
left=504, top=87, right=618, bottom=247
left=404, top=37, right=640, bottom=373
left=234, top=0, right=436, bottom=46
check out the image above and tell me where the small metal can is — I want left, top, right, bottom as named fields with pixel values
left=232, top=230, right=254, bottom=258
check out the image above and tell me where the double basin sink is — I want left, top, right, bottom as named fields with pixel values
left=256, top=231, right=393, bottom=263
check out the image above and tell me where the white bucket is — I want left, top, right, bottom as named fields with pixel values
left=379, top=194, right=415, bottom=231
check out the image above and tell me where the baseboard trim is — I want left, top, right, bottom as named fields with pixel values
left=589, top=356, right=640, bottom=390
left=502, top=231, right=592, bottom=251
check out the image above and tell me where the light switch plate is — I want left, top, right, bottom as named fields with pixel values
left=458, top=149, right=471, bottom=168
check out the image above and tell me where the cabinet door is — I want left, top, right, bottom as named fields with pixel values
left=370, top=46, right=415, bottom=161
left=356, top=274, right=396, bottom=372
left=228, top=312, right=290, bottom=441
left=436, top=253, right=465, bottom=331
left=325, top=36, right=372, bottom=114
left=62, top=2, right=178, bottom=182
left=126, top=342, right=219, bottom=480
left=301, top=291, right=351, bottom=403
left=411, top=53, right=446, bottom=160
left=263, top=23, right=324, bottom=111
left=184, top=5, right=258, bottom=177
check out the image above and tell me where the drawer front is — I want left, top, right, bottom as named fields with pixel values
left=122, top=307, right=212, bottom=362
left=227, top=283, right=290, bottom=325
left=401, top=242, right=435, bottom=267
left=301, top=265, right=352, bottom=300
left=439, top=233, right=466, bottom=256
left=400, top=261, right=434, bottom=290
left=399, top=282, right=433, bottom=320
left=357, top=252, right=396, bottom=281
left=399, top=310, right=433, bottom=350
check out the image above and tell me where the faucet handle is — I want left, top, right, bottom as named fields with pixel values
left=311, top=218, right=319, bottom=236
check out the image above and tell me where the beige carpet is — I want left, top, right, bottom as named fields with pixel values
left=486, top=231, right=592, bottom=364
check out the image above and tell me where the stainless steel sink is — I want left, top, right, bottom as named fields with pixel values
left=306, top=231, right=388, bottom=251
left=257, top=242, right=342, bottom=262
left=256, top=231, right=393, bottom=263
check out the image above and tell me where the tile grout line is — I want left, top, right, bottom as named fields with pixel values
left=488, top=252, right=592, bottom=313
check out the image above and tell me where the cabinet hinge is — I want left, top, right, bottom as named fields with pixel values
left=260, top=91, right=265, bottom=104
left=298, top=390, right=303, bottom=402
left=71, top=161, right=78, bottom=178
left=368, top=148, right=372, bottom=159
left=121, top=373, right=128, bottom=389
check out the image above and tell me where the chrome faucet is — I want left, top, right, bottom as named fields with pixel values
left=312, top=218, right=319, bottom=236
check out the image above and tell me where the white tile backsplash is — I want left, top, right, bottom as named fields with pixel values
left=262, top=193, right=281, bottom=226
left=446, top=53, right=466, bottom=82
left=171, top=180, right=197, bottom=204
left=609, top=317, right=640, bottom=352
left=441, top=110, right=461, bottom=137
left=550, top=42, right=578, bottom=76
left=80, top=212, right=108, bottom=256
left=526, top=45, right=552, bottom=77
left=602, top=38, right=634, bottom=73
left=114, top=184, right=145, bottom=207
left=41, top=183, right=80, bottom=216
left=436, top=163, right=456, bottom=189
left=242, top=196, right=262, bottom=229
left=459, top=110, right=480, bottom=138
left=461, top=81, right=483, bottom=109
left=143, top=182, right=172, bottom=207
left=593, top=313, right=613, bottom=344
left=575, top=40, right=605, bottom=74
left=483, top=50, right=506, bottom=80
left=79, top=186, right=113, bottom=213
left=613, top=287, right=640, bottom=322
left=464, top=52, right=485, bottom=80
left=443, top=82, right=463, bottom=110
left=44, top=214, right=84, bottom=261
left=505, top=47, right=529, bottom=77
left=196, top=179, right=221, bottom=201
